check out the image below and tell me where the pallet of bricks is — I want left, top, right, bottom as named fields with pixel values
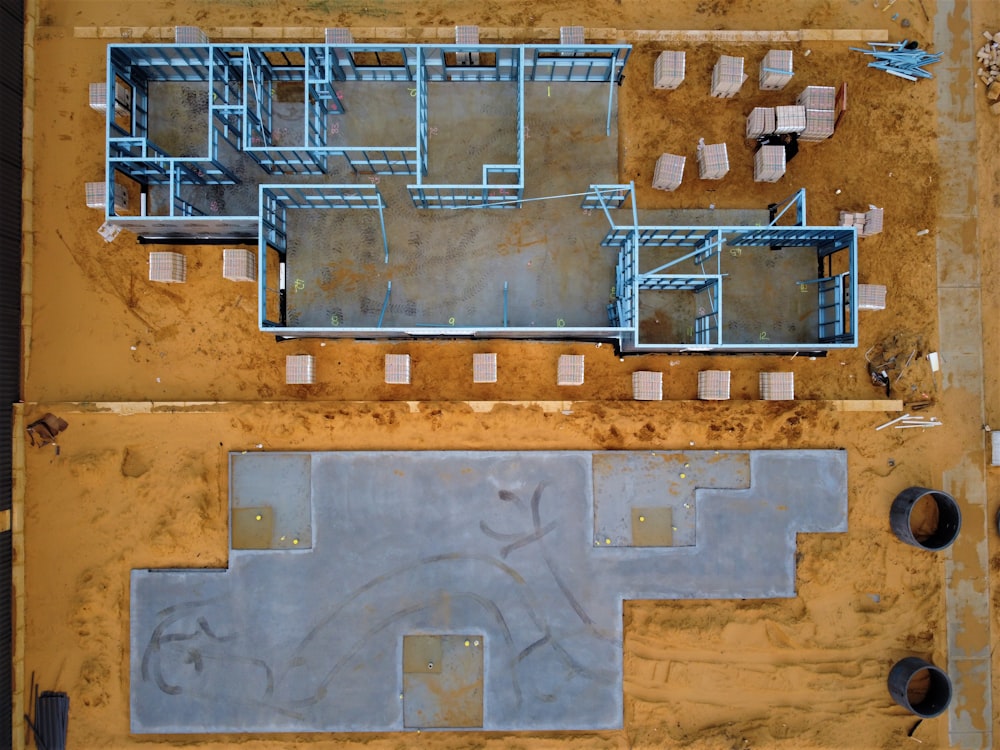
left=652, top=153, right=685, bottom=191
left=711, top=55, right=747, bottom=98
left=797, top=85, right=836, bottom=141
left=839, top=205, right=883, bottom=237
left=746, top=107, right=776, bottom=139
left=653, top=51, right=685, bottom=90
left=754, top=145, right=785, bottom=183
left=759, top=50, right=793, bottom=90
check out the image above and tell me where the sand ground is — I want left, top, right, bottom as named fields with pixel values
left=15, top=0, right=1000, bottom=748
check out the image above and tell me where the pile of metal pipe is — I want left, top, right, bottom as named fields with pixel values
left=850, top=41, right=942, bottom=81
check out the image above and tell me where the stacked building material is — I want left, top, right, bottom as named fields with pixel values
left=774, top=105, right=806, bottom=135
left=455, top=25, right=481, bottom=65
left=798, top=85, right=836, bottom=110
left=977, top=31, right=1000, bottom=85
left=473, top=353, right=497, bottom=383
left=696, top=140, right=729, bottom=179
left=855, top=284, right=887, bottom=311
left=85, top=181, right=128, bottom=211
left=839, top=205, right=884, bottom=237
left=175, top=26, right=209, bottom=43
left=286, top=355, right=316, bottom=385
left=759, top=50, right=793, bottom=90
left=632, top=371, right=663, bottom=401
left=385, top=353, right=412, bottom=384
left=697, top=370, right=731, bottom=400
left=799, top=108, right=836, bottom=141
left=710, top=55, right=747, bottom=98
left=223, top=249, right=257, bottom=282
left=754, top=145, right=786, bottom=182
left=797, top=85, right=837, bottom=142
left=653, top=51, right=686, bottom=90
left=325, top=27, right=354, bottom=44
left=976, top=31, right=1000, bottom=108
left=89, top=80, right=131, bottom=117
left=652, top=153, right=686, bottom=191
left=850, top=41, right=942, bottom=81
left=746, top=106, right=776, bottom=138
left=148, top=251, right=187, bottom=283
left=560, top=26, right=585, bottom=45
left=759, top=372, right=795, bottom=400
left=557, top=354, right=585, bottom=386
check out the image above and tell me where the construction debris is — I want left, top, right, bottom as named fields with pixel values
left=894, top=416, right=942, bottom=429
left=851, top=41, right=942, bottom=81
left=865, top=332, right=932, bottom=398
left=874, top=413, right=942, bottom=431
left=977, top=31, right=1000, bottom=90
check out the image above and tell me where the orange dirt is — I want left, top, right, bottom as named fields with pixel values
left=18, top=1, right=1000, bottom=749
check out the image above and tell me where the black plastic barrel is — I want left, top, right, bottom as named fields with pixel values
left=889, top=486, right=961, bottom=551
left=887, top=657, right=951, bottom=718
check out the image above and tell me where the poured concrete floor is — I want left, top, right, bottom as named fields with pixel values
left=131, top=449, right=847, bottom=734
left=283, top=81, right=620, bottom=329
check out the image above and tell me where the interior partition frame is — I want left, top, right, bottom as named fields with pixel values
left=596, top=186, right=858, bottom=353
left=258, top=184, right=389, bottom=329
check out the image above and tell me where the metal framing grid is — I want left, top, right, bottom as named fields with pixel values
left=258, top=184, right=388, bottom=328
left=100, top=43, right=858, bottom=354
left=408, top=46, right=526, bottom=209
left=104, top=41, right=628, bottom=228
left=598, top=187, right=857, bottom=352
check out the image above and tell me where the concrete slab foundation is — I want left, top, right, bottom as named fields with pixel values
left=131, top=449, right=847, bottom=733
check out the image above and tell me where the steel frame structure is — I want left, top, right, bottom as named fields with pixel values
left=100, top=41, right=857, bottom=352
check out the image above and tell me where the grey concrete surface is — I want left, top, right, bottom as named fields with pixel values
left=131, top=449, right=847, bottom=733
left=283, top=81, right=621, bottom=329
left=933, top=1, right=994, bottom=746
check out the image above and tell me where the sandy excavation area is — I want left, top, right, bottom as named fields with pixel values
left=15, top=0, right=1000, bottom=748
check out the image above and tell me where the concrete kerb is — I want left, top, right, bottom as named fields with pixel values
left=74, top=26, right=890, bottom=42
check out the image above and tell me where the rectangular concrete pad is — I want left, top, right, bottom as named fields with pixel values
left=131, top=449, right=846, bottom=733
left=230, top=452, right=312, bottom=549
